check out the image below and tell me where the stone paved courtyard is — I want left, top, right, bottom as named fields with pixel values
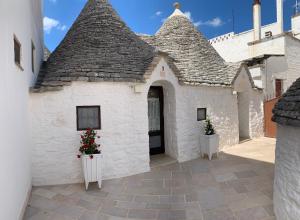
left=24, top=138, right=276, bottom=220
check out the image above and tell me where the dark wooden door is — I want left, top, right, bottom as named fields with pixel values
left=264, top=97, right=280, bottom=138
left=148, top=86, right=165, bottom=155
left=275, top=79, right=283, bottom=97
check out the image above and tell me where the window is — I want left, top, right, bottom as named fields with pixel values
left=275, top=79, right=283, bottom=97
left=197, top=108, right=207, bottom=121
left=31, top=41, right=35, bottom=73
left=14, top=35, right=22, bottom=70
left=76, top=106, right=101, bottom=131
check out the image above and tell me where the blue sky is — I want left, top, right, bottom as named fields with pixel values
left=44, top=0, right=299, bottom=51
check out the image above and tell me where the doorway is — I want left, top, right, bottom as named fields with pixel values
left=237, top=92, right=250, bottom=141
left=148, top=86, right=165, bottom=155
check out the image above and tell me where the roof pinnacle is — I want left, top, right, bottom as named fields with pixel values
left=174, top=2, right=181, bottom=9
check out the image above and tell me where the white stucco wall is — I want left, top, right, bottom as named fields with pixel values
left=233, top=67, right=264, bottom=139
left=292, top=14, right=300, bottom=40
left=0, top=0, right=43, bottom=219
left=274, top=125, right=300, bottom=220
left=30, top=58, right=263, bottom=185
left=285, top=37, right=300, bottom=90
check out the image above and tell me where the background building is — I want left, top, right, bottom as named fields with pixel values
left=210, top=0, right=300, bottom=100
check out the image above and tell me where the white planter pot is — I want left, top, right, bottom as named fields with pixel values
left=82, top=154, right=102, bottom=190
left=200, top=134, right=220, bottom=160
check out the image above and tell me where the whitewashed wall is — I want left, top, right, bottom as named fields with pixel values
left=292, top=14, right=300, bottom=40
left=274, top=125, right=300, bottom=220
left=210, top=23, right=283, bottom=62
left=233, top=67, right=264, bottom=139
left=0, top=0, right=43, bottom=219
left=30, top=58, right=263, bottom=185
left=285, top=37, right=300, bottom=90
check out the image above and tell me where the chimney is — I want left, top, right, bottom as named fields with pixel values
left=253, top=0, right=262, bottom=41
left=277, top=0, right=284, bottom=33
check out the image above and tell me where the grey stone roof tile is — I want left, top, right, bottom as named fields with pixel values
left=272, top=77, right=300, bottom=127
left=140, top=15, right=241, bottom=87
left=33, top=0, right=155, bottom=92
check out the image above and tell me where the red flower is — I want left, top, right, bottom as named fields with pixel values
left=90, top=139, right=95, bottom=144
left=77, top=155, right=81, bottom=159
left=90, top=155, right=94, bottom=159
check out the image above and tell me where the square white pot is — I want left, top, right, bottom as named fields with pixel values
left=82, top=154, right=102, bottom=190
left=200, top=134, right=220, bottom=160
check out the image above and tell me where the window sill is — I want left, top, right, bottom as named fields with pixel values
left=15, top=62, right=24, bottom=71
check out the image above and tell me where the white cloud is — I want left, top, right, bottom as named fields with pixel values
left=58, top=25, right=67, bottom=31
left=183, top=11, right=224, bottom=28
left=201, top=17, right=224, bottom=27
left=43, top=17, right=67, bottom=34
left=161, top=11, right=224, bottom=28
left=43, top=17, right=59, bottom=33
left=155, top=11, right=162, bottom=16
left=183, top=11, right=204, bottom=27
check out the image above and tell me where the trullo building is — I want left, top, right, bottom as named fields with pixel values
left=30, top=0, right=264, bottom=185
left=272, top=77, right=300, bottom=220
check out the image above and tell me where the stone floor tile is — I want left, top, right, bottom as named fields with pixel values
left=77, top=199, right=101, bottom=211
left=159, top=195, right=185, bottom=204
left=203, top=208, right=236, bottom=220
left=101, top=206, right=128, bottom=218
left=79, top=210, right=99, bottom=220
left=29, top=211, right=75, bottom=220
left=145, top=203, right=172, bottom=210
left=141, top=179, right=164, bottom=188
left=134, top=195, right=160, bottom=203
left=214, top=173, right=238, bottom=183
left=234, top=171, right=258, bottom=179
left=54, top=204, right=85, bottom=219
left=234, top=206, right=269, bottom=220
left=185, top=206, right=203, bottom=220
left=23, top=206, right=40, bottom=220
left=128, top=209, right=158, bottom=219
left=32, top=188, right=58, bottom=199
left=28, top=195, right=61, bottom=211
left=232, top=184, right=248, bottom=194
left=158, top=209, right=186, bottom=220
left=53, top=194, right=80, bottom=206
left=107, top=194, right=134, bottom=202
left=116, top=200, right=147, bottom=209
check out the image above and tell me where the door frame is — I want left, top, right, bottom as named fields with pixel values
left=148, top=86, right=165, bottom=155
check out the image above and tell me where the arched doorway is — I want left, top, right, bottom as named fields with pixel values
left=148, top=86, right=165, bottom=155
left=147, top=80, right=178, bottom=159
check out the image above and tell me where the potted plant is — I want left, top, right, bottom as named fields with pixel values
left=77, top=128, right=102, bottom=190
left=200, top=119, right=220, bottom=160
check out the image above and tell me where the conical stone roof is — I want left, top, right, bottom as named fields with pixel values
left=141, top=8, right=240, bottom=86
left=33, top=0, right=155, bottom=91
left=272, top=78, right=300, bottom=127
